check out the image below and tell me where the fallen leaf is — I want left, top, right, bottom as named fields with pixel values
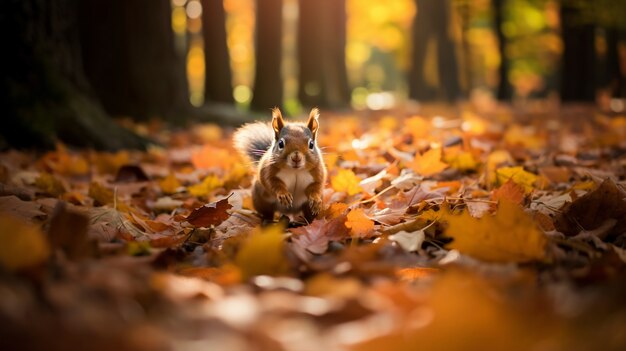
left=331, top=169, right=363, bottom=196
left=389, top=230, right=425, bottom=252
left=495, top=166, right=538, bottom=193
left=390, top=170, right=423, bottom=190
left=345, top=208, right=375, bottom=238
left=359, top=169, right=387, bottom=195
left=235, top=225, right=290, bottom=280
left=0, top=195, right=46, bottom=221
left=159, top=173, right=183, bottom=194
left=395, top=267, right=438, bottom=281
left=0, top=213, right=50, bottom=271
left=186, top=197, right=232, bottom=227
left=492, top=180, right=525, bottom=205
left=47, top=202, right=93, bottom=260
left=187, top=175, right=223, bottom=197
left=114, top=164, right=149, bottom=183
left=34, top=172, right=66, bottom=197
left=444, top=200, right=547, bottom=262
left=408, top=148, right=448, bottom=176
left=555, top=178, right=626, bottom=238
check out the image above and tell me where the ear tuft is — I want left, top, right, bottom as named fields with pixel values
left=271, top=107, right=285, bottom=138
left=307, top=108, right=320, bottom=138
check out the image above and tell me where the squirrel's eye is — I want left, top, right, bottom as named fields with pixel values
left=277, top=139, right=285, bottom=150
left=308, top=139, right=315, bottom=150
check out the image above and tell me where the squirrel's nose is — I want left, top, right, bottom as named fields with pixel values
left=292, top=152, right=302, bottom=163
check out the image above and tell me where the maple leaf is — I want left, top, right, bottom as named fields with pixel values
left=492, top=180, right=525, bottom=205
left=235, top=225, right=290, bottom=280
left=159, top=173, right=182, bottom=194
left=408, top=148, right=448, bottom=176
left=0, top=213, right=50, bottom=271
left=345, top=208, right=375, bottom=237
left=443, top=200, right=547, bottom=263
left=185, top=196, right=233, bottom=227
left=290, top=217, right=349, bottom=260
left=495, top=166, right=538, bottom=193
left=331, top=169, right=363, bottom=196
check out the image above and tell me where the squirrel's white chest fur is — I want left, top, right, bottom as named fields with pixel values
left=276, top=168, right=314, bottom=210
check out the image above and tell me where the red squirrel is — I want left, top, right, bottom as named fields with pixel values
left=233, top=108, right=327, bottom=222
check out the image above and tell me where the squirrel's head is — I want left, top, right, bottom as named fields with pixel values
left=271, top=107, right=321, bottom=170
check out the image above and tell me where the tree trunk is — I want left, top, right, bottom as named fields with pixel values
left=78, top=0, right=190, bottom=121
left=560, top=4, right=596, bottom=102
left=602, top=28, right=626, bottom=98
left=493, top=0, right=513, bottom=101
left=297, top=0, right=350, bottom=109
left=202, top=0, right=234, bottom=104
left=0, top=0, right=150, bottom=150
left=408, top=0, right=461, bottom=102
left=250, top=0, right=283, bottom=111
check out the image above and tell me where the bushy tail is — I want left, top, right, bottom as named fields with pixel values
left=233, top=122, right=274, bottom=166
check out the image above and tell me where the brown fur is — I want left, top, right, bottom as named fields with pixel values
left=233, top=108, right=326, bottom=222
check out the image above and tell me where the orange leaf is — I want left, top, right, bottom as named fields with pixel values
left=345, top=208, right=375, bottom=237
left=443, top=200, right=547, bottom=263
left=491, top=180, right=525, bottom=205
left=395, top=267, right=439, bottom=281
left=331, top=169, right=363, bottom=196
left=409, top=148, right=448, bottom=176
left=186, top=197, right=232, bottom=227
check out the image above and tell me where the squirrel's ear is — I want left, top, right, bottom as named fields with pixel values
left=271, top=107, right=284, bottom=137
left=307, top=108, right=320, bottom=139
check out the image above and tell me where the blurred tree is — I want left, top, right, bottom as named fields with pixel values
left=250, top=0, right=283, bottom=111
left=79, top=0, right=190, bottom=120
left=493, top=0, right=513, bottom=101
left=202, top=0, right=234, bottom=104
left=408, top=0, right=461, bottom=102
left=0, top=0, right=149, bottom=150
left=298, top=0, right=350, bottom=108
left=559, top=2, right=596, bottom=102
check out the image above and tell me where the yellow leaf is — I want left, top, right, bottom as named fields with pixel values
left=345, top=208, right=375, bottom=237
left=88, top=182, right=131, bottom=212
left=486, top=150, right=513, bottom=185
left=405, top=116, right=429, bottom=139
left=34, top=172, right=66, bottom=197
left=331, top=169, right=363, bottom=196
left=191, top=145, right=233, bottom=170
left=503, top=124, right=546, bottom=150
left=443, top=200, right=547, bottom=263
left=409, top=148, right=448, bottom=176
left=187, top=175, right=223, bottom=197
left=495, top=166, right=538, bottom=193
left=235, top=225, right=290, bottom=280
left=444, top=149, right=479, bottom=172
left=91, top=151, right=130, bottom=175
left=159, top=173, right=182, bottom=194
left=0, top=214, right=50, bottom=271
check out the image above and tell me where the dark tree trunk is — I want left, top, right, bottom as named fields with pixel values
left=602, top=28, right=626, bottom=98
left=408, top=0, right=461, bottom=102
left=0, top=0, right=149, bottom=150
left=297, top=0, right=350, bottom=108
left=250, top=0, right=283, bottom=111
left=560, top=4, right=596, bottom=102
left=78, top=0, right=190, bottom=121
left=202, top=0, right=234, bottom=104
left=493, top=0, right=513, bottom=101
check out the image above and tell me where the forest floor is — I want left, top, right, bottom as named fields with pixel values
left=1, top=105, right=626, bottom=351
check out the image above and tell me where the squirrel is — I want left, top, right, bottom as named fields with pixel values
left=233, top=107, right=327, bottom=223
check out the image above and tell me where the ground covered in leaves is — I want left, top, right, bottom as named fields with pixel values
left=1, top=106, right=626, bottom=351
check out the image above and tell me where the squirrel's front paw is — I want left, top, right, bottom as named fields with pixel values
left=307, top=196, right=322, bottom=216
left=276, top=191, right=293, bottom=208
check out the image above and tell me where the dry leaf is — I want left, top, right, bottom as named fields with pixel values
left=495, top=166, right=538, bottom=193
left=389, top=230, right=425, bottom=252
left=186, top=197, right=233, bottom=227
left=159, top=173, right=183, bottom=194
left=444, top=200, right=547, bottom=262
left=492, top=180, right=525, bottom=205
left=235, top=225, right=290, bottom=280
left=345, top=208, right=375, bottom=238
left=0, top=213, right=50, bottom=271
left=331, top=169, right=363, bottom=196
left=409, top=148, right=448, bottom=176
left=0, top=195, right=46, bottom=221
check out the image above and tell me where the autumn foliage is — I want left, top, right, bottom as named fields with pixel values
left=1, top=109, right=626, bottom=350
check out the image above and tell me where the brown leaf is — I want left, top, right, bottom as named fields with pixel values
left=555, top=179, right=626, bottom=238
left=491, top=180, right=525, bottom=205
left=0, top=195, right=46, bottom=222
left=114, top=164, right=149, bottom=183
left=186, top=196, right=233, bottom=227
left=47, top=201, right=94, bottom=260
left=290, top=217, right=349, bottom=260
